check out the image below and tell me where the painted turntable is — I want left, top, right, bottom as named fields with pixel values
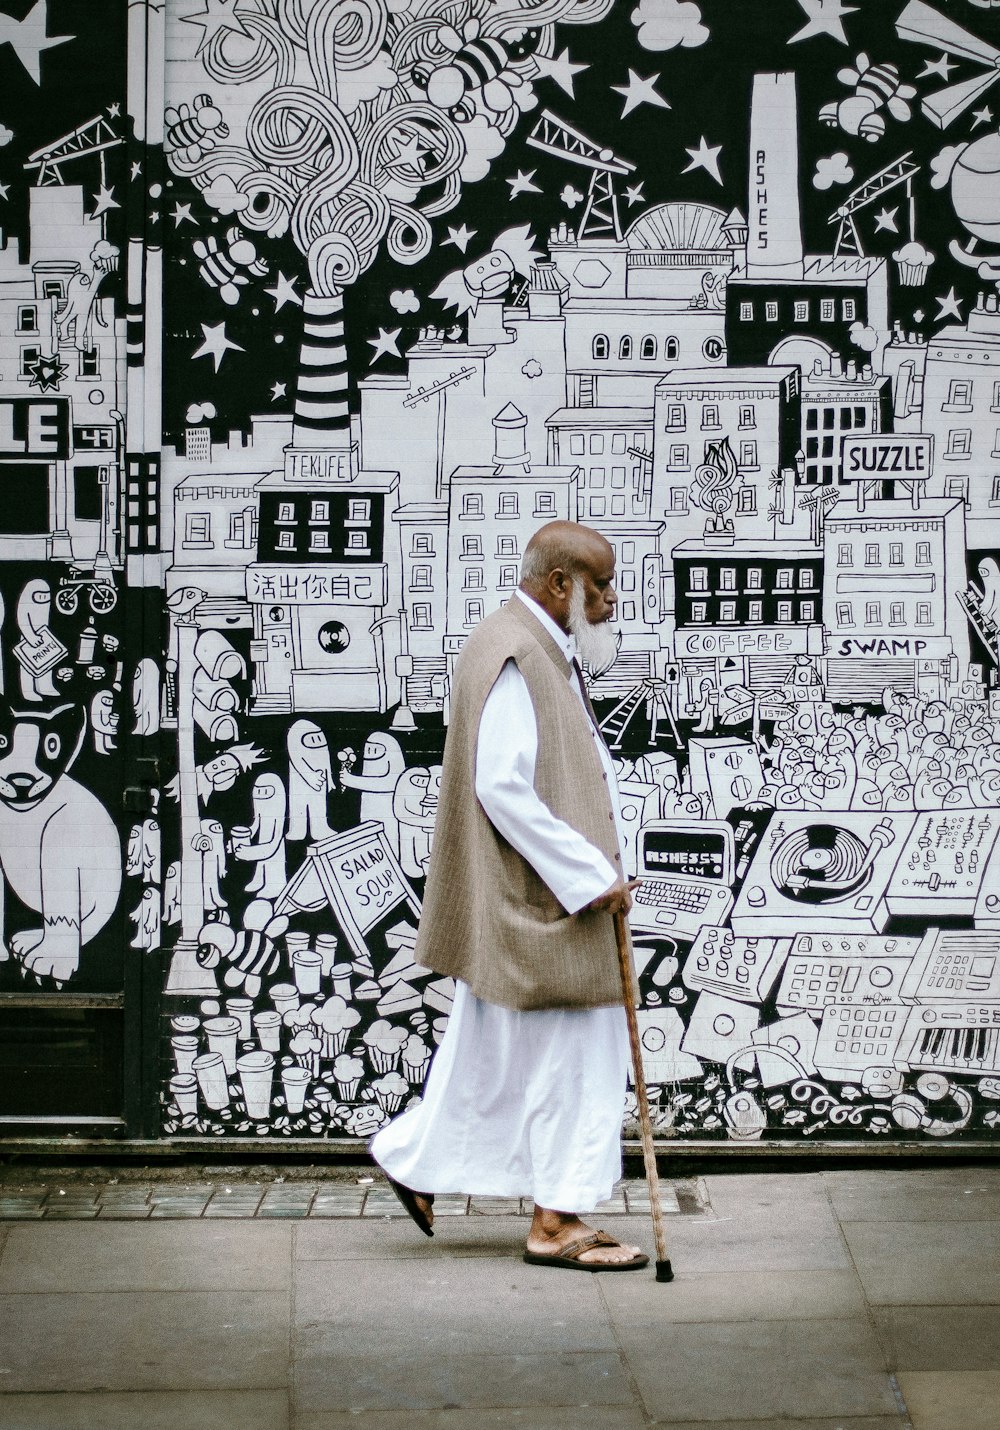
left=731, top=812, right=916, bottom=936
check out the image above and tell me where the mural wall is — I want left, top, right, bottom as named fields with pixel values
left=6, top=0, right=1000, bottom=1143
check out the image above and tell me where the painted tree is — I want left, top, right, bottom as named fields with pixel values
left=168, top=0, right=614, bottom=442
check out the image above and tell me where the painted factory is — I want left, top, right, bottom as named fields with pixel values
left=162, top=69, right=971, bottom=724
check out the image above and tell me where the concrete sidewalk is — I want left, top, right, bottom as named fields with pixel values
left=0, top=1167, right=998, bottom=1428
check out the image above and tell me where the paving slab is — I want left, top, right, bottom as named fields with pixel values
left=638, top=1205, right=851, bottom=1274
left=623, top=1317, right=900, bottom=1423
left=841, top=1220, right=1000, bottom=1306
left=0, top=1221, right=292, bottom=1293
left=295, top=1410, right=648, bottom=1429
left=599, top=1267, right=868, bottom=1324
left=293, top=1215, right=528, bottom=1261
left=825, top=1169, right=1000, bottom=1224
left=294, top=1255, right=617, bottom=1356
left=703, top=1170, right=833, bottom=1217
left=0, top=1390, right=288, bottom=1430
left=292, top=1350, right=635, bottom=1414
left=896, top=1370, right=1000, bottom=1430
left=873, top=1304, right=1000, bottom=1373
left=647, top=1421, right=905, bottom=1429
left=0, top=1290, right=289, bottom=1392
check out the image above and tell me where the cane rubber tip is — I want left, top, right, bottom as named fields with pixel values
left=655, top=1259, right=674, bottom=1283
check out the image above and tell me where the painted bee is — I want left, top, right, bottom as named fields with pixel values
left=819, top=54, right=916, bottom=143
left=413, top=19, right=540, bottom=123
left=165, top=94, right=229, bottom=164
left=193, top=227, right=267, bottom=306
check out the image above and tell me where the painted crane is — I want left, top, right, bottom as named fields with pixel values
left=525, top=110, right=636, bottom=242
left=830, top=152, right=920, bottom=258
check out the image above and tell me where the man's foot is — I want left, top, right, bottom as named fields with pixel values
left=525, top=1209, right=646, bottom=1268
left=413, top=1191, right=434, bottom=1231
left=381, top=1172, right=435, bottom=1236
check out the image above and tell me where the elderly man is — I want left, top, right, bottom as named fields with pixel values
left=371, top=521, right=645, bottom=1271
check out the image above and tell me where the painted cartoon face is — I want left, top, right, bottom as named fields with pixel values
left=205, top=754, right=239, bottom=789
left=0, top=703, right=86, bottom=807
left=302, top=730, right=326, bottom=751
left=463, top=250, right=513, bottom=298
left=254, top=779, right=280, bottom=805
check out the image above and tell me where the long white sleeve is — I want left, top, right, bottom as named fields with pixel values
left=474, top=658, right=618, bottom=916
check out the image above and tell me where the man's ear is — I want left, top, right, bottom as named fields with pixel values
left=547, top=566, right=569, bottom=601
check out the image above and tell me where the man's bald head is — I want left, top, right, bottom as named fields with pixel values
left=518, top=521, right=617, bottom=637
left=519, top=521, right=613, bottom=592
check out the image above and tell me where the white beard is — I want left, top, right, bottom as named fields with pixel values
left=567, top=580, right=620, bottom=677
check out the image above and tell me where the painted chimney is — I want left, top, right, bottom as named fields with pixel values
left=746, top=73, right=804, bottom=280
left=287, top=287, right=358, bottom=481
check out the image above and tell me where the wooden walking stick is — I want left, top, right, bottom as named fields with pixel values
left=614, top=908, right=674, bottom=1282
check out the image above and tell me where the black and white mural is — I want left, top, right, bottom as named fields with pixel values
left=7, top=0, right=1000, bottom=1143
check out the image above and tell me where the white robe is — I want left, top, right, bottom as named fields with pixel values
left=371, top=592, right=629, bottom=1212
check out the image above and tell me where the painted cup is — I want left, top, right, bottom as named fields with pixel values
left=292, top=947, right=323, bottom=997
left=170, top=1034, right=200, bottom=1076
left=169, top=1073, right=199, bottom=1117
left=192, top=1051, right=230, bottom=1110
left=203, top=1015, right=241, bottom=1073
left=253, top=1009, right=282, bottom=1053
left=237, top=1050, right=275, bottom=1121
left=281, top=1065, right=311, bottom=1115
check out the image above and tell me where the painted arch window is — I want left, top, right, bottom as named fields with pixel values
left=640, top=335, right=657, bottom=360
left=592, top=334, right=610, bottom=360
left=619, top=335, right=633, bottom=361
left=664, top=337, right=679, bottom=361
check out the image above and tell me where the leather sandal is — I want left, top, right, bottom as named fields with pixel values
left=523, top=1229, right=649, bottom=1272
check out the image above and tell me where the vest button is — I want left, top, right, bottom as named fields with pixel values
left=609, top=812, right=614, bottom=821
left=602, top=773, right=608, bottom=782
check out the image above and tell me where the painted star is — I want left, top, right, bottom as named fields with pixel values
left=682, top=136, right=723, bottom=185
left=612, top=69, right=670, bottom=119
left=179, top=0, right=250, bottom=52
left=625, top=182, right=645, bottom=206
left=264, top=271, right=301, bottom=311
left=443, top=223, right=476, bottom=253
left=935, top=287, right=963, bottom=323
left=270, top=380, right=287, bottom=402
left=25, top=353, right=68, bottom=392
left=90, top=184, right=120, bottom=219
left=534, top=47, right=588, bottom=98
left=192, top=321, right=244, bottom=371
left=389, top=133, right=427, bottom=170
left=972, top=105, right=994, bottom=131
left=873, top=206, right=898, bottom=233
left=107, top=102, right=121, bottom=117
left=170, top=201, right=196, bottom=227
left=918, top=54, right=954, bottom=82
left=0, top=182, right=9, bottom=201
left=507, top=170, right=541, bottom=198
left=130, top=161, right=142, bottom=180
left=0, top=0, right=74, bottom=85
left=789, top=0, right=857, bottom=45
left=368, top=327, right=402, bottom=364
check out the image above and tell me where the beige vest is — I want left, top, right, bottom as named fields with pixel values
left=415, top=596, right=624, bottom=1011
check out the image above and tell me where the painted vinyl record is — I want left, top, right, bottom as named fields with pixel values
left=770, top=824, right=874, bottom=905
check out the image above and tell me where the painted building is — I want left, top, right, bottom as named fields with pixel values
left=672, top=536, right=825, bottom=708
left=651, top=366, right=802, bottom=542
left=823, top=492, right=970, bottom=701
left=0, top=186, right=125, bottom=568
left=545, top=406, right=653, bottom=521
left=920, top=290, right=1000, bottom=532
